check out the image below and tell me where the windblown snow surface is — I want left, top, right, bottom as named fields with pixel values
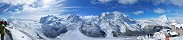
left=2, top=11, right=182, bottom=40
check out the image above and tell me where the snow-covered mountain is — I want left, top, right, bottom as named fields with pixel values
left=3, top=11, right=175, bottom=40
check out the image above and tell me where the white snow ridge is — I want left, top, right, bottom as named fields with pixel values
left=2, top=11, right=183, bottom=40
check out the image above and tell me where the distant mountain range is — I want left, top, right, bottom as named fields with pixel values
left=6, top=11, right=175, bottom=40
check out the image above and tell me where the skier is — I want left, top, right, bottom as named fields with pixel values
left=0, top=19, right=13, bottom=40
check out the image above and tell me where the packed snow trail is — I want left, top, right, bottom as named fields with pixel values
left=9, top=22, right=36, bottom=40
left=16, top=28, right=36, bottom=40
left=6, top=27, right=32, bottom=40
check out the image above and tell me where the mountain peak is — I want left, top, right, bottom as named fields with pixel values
left=39, top=15, right=58, bottom=24
left=157, top=15, right=168, bottom=22
left=99, top=11, right=125, bottom=19
left=66, top=14, right=83, bottom=22
left=159, top=15, right=168, bottom=20
left=66, top=14, right=79, bottom=19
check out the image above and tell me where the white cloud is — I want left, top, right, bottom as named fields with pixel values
left=13, top=5, right=62, bottom=20
left=153, top=0, right=183, bottom=7
left=91, top=0, right=113, bottom=4
left=153, top=0, right=170, bottom=5
left=61, top=7, right=82, bottom=8
left=92, top=0, right=138, bottom=5
left=0, top=0, right=37, bottom=5
left=169, top=0, right=183, bottom=7
left=118, top=0, right=138, bottom=5
left=133, top=11, right=144, bottom=15
left=9, top=0, right=65, bottom=20
left=153, top=8, right=166, bottom=14
left=98, top=0, right=113, bottom=3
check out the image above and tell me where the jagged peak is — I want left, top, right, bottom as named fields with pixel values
left=99, top=11, right=127, bottom=19
left=39, top=15, right=59, bottom=24
left=66, top=14, right=80, bottom=20
left=65, top=14, right=83, bottom=22
left=155, top=15, right=169, bottom=22
left=98, top=11, right=135, bottom=23
left=159, top=15, right=168, bottom=20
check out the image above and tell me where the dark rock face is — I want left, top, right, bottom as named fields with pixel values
left=40, top=15, right=59, bottom=24
left=112, top=31, right=123, bottom=37
left=41, top=23, right=67, bottom=38
left=40, top=15, right=68, bottom=38
left=143, top=25, right=163, bottom=34
left=123, top=25, right=165, bottom=36
left=109, top=23, right=123, bottom=37
left=79, top=23, right=106, bottom=37
left=38, top=12, right=171, bottom=38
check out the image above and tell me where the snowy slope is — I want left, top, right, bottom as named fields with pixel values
left=3, top=11, right=177, bottom=40
left=0, top=27, right=31, bottom=40
left=7, top=28, right=32, bottom=40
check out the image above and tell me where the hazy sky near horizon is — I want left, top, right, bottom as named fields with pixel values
left=0, top=0, right=183, bottom=20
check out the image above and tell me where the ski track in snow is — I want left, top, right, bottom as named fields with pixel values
left=16, top=28, right=36, bottom=40
left=6, top=28, right=32, bottom=40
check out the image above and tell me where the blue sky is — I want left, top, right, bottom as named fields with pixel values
left=0, top=0, right=183, bottom=20
left=63, top=0, right=183, bottom=19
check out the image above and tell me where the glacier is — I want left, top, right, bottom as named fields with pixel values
left=1, top=11, right=181, bottom=40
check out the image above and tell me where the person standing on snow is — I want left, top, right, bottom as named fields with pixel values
left=0, top=19, right=13, bottom=40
